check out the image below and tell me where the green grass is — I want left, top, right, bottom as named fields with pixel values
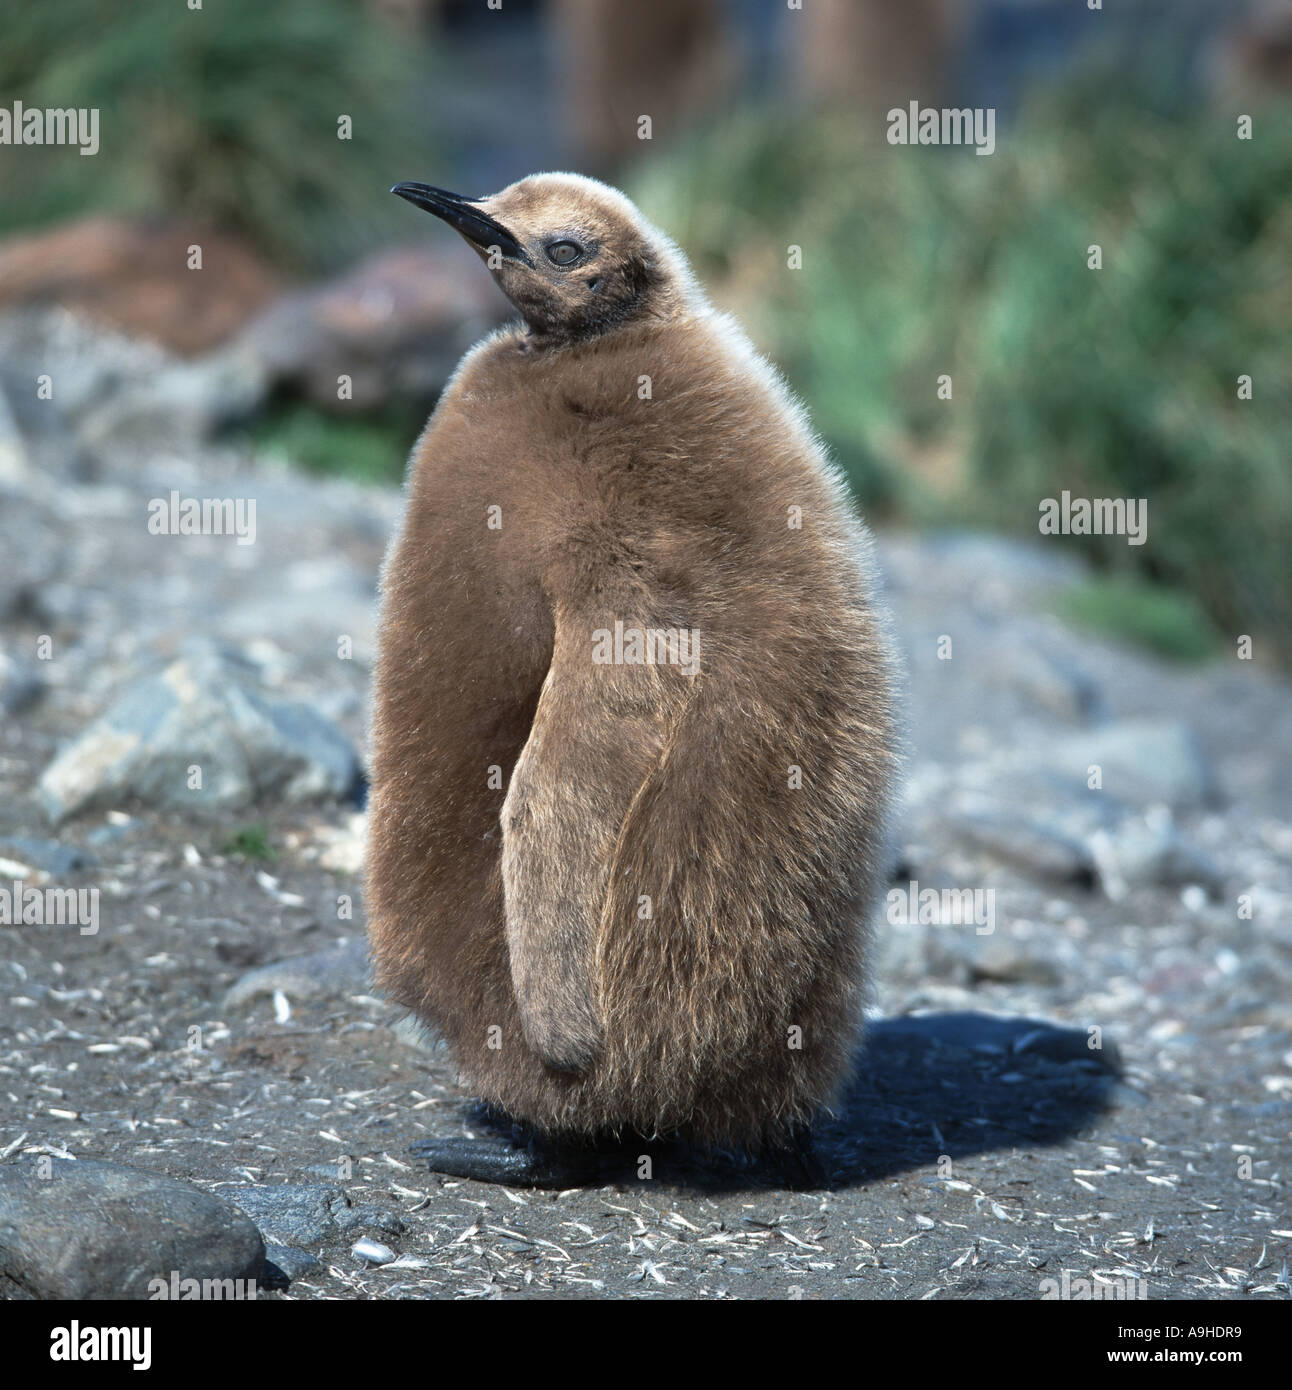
left=220, top=822, right=277, bottom=864
left=0, top=0, right=440, bottom=270
left=1053, top=576, right=1221, bottom=664
left=246, top=402, right=416, bottom=485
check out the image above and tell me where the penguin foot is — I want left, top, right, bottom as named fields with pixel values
left=410, top=1133, right=602, bottom=1188
left=412, top=1124, right=832, bottom=1191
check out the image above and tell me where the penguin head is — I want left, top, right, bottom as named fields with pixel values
left=392, top=172, right=693, bottom=343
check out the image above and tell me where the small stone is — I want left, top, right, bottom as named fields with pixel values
left=334, top=1203, right=407, bottom=1236
left=0, top=836, right=95, bottom=876
left=304, top=1164, right=352, bottom=1182
left=0, top=650, right=44, bottom=717
left=1214, top=948, right=1242, bottom=976
left=944, top=806, right=1094, bottom=884
left=0, top=1158, right=264, bottom=1300
left=1181, top=884, right=1208, bottom=912
left=223, top=938, right=370, bottom=1009
left=964, top=936, right=1062, bottom=987
left=85, top=816, right=144, bottom=848
left=263, top=1243, right=320, bottom=1283
left=351, top=1238, right=395, bottom=1265
left=315, top=812, right=367, bottom=875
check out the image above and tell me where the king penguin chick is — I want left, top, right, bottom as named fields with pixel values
left=368, top=173, right=899, bottom=1186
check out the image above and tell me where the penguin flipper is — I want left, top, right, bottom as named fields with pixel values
left=502, top=760, right=604, bottom=1072
left=501, top=616, right=669, bottom=1074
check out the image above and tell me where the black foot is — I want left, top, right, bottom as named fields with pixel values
left=778, top=1124, right=831, bottom=1191
left=410, top=1133, right=602, bottom=1188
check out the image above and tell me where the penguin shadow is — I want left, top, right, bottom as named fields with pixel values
left=414, top=1013, right=1120, bottom=1194
left=815, top=1011, right=1121, bottom=1189
left=692, top=1011, right=1119, bottom=1193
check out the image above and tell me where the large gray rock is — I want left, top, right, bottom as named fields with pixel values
left=218, top=1182, right=405, bottom=1247
left=0, top=1158, right=264, bottom=1300
left=238, top=245, right=501, bottom=411
left=219, top=1183, right=345, bottom=1246
left=939, top=766, right=1221, bottom=900
left=38, top=645, right=359, bottom=823
left=78, top=346, right=268, bottom=451
left=1032, top=719, right=1216, bottom=810
left=263, top=1243, right=320, bottom=1282
left=1089, top=807, right=1226, bottom=901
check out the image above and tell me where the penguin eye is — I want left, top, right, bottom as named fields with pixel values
left=545, top=240, right=582, bottom=267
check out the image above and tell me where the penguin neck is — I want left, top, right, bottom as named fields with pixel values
left=511, top=283, right=695, bottom=357
left=512, top=307, right=664, bottom=356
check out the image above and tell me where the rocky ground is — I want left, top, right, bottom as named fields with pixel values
left=0, top=309, right=1289, bottom=1301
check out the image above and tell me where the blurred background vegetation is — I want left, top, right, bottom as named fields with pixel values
left=632, top=85, right=1292, bottom=658
left=0, top=0, right=435, bottom=269
left=0, top=0, right=1287, bottom=662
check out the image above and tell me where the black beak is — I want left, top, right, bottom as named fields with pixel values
left=391, top=182, right=532, bottom=265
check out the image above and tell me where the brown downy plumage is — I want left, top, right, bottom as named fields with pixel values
left=368, top=172, right=899, bottom=1156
